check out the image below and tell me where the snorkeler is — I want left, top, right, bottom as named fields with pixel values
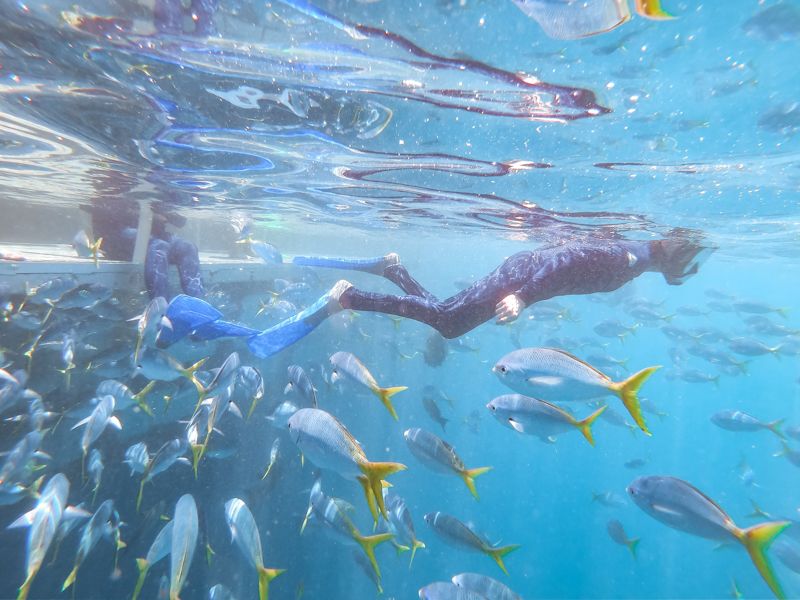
left=239, top=229, right=713, bottom=357
left=86, top=171, right=205, bottom=300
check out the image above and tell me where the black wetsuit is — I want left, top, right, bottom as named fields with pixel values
left=90, top=198, right=205, bottom=300
left=341, top=239, right=656, bottom=338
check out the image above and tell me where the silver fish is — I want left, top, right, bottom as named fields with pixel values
left=208, top=583, right=237, bottom=600
left=237, top=366, right=264, bottom=419
left=287, top=408, right=406, bottom=523
left=87, top=449, right=103, bottom=502
left=0, top=431, right=45, bottom=487
left=494, top=347, right=659, bottom=434
left=422, top=395, right=448, bottom=432
left=383, top=490, right=425, bottom=566
left=452, top=572, right=522, bottom=600
left=419, top=581, right=487, bottom=600
left=124, top=442, right=150, bottom=476
left=62, top=499, right=116, bottom=590
left=424, top=512, right=519, bottom=575
left=711, top=410, right=784, bottom=438
left=57, top=283, right=111, bottom=309
left=25, top=276, right=78, bottom=306
left=72, top=395, right=121, bottom=458
left=96, top=379, right=155, bottom=416
left=71, top=230, right=103, bottom=265
left=135, top=296, right=169, bottom=362
left=135, top=348, right=205, bottom=392
left=9, top=473, right=88, bottom=600
left=627, top=475, right=789, bottom=598
left=486, top=394, right=606, bottom=446
left=403, top=428, right=490, bottom=499
left=329, top=351, right=407, bottom=420
left=137, top=439, right=189, bottom=510
left=285, top=365, right=317, bottom=408
left=170, top=494, right=198, bottom=600
left=262, top=438, right=281, bottom=480
left=606, top=519, right=640, bottom=558
left=132, top=520, right=174, bottom=600
left=224, top=498, right=285, bottom=600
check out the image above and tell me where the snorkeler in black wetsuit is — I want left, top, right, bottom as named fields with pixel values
left=240, top=229, right=713, bottom=358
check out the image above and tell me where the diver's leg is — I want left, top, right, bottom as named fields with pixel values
left=169, top=238, right=206, bottom=298
left=145, top=239, right=171, bottom=300
left=381, top=263, right=437, bottom=301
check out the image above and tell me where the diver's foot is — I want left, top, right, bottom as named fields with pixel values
left=327, top=280, right=353, bottom=314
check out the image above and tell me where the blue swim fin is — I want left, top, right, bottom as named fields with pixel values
left=248, top=281, right=350, bottom=358
left=291, top=254, right=396, bottom=275
left=156, top=295, right=222, bottom=348
left=191, top=320, right=259, bottom=342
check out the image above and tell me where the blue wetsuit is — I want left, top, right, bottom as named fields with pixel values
left=341, top=239, right=656, bottom=338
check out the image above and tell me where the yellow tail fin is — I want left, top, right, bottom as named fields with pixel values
left=372, top=386, right=407, bottom=420
left=61, top=564, right=79, bottom=591
left=358, top=461, right=407, bottom=521
left=353, top=531, right=393, bottom=580
left=91, top=237, right=103, bottom=267
left=609, top=366, right=660, bottom=435
left=738, top=521, right=790, bottom=599
left=409, top=539, right=425, bottom=568
left=136, top=478, right=147, bottom=512
left=133, top=381, right=156, bottom=416
left=356, top=475, right=379, bottom=526
left=257, top=567, right=285, bottom=600
left=191, top=443, right=205, bottom=479
left=635, top=0, right=675, bottom=20
left=766, top=419, right=785, bottom=440
left=131, top=559, right=150, bottom=600
left=17, top=574, right=34, bottom=600
left=182, top=358, right=208, bottom=399
left=627, top=538, right=640, bottom=560
left=573, top=405, right=607, bottom=446
left=459, top=466, right=492, bottom=500
left=486, top=543, right=520, bottom=575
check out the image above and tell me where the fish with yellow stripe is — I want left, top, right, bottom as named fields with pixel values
left=493, top=347, right=659, bottom=435
left=403, top=428, right=490, bottom=500
left=628, top=475, right=790, bottom=599
left=287, top=408, right=406, bottom=525
left=329, top=351, right=407, bottom=420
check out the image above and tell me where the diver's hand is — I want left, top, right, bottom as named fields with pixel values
left=495, top=294, right=523, bottom=324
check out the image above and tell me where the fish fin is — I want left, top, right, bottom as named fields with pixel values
left=257, top=567, right=286, bottom=600
left=652, top=503, right=683, bottom=517
left=372, top=386, right=407, bottom=421
left=133, top=381, right=156, bottom=416
left=17, top=574, right=34, bottom=600
left=358, top=461, right=407, bottom=521
left=300, top=502, right=313, bottom=535
left=7, top=508, right=37, bottom=529
left=284, top=383, right=293, bottom=395
left=131, top=559, right=149, bottom=600
left=527, top=376, right=563, bottom=387
left=627, top=538, right=640, bottom=560
left=181, top=357, right=208, bottom=396
left=766, top=419, right=785, bottom=440
left=108, top=416, right=122, bottom=430
left=353, top=530, right=393, bottom=581
left=61, top=564, right=79, bottom=591
left=64, top=506, right=91, bottom=520
left=410, top=539, right=425, bottom=569
left=440, top=418, right=448, bottom=432
left=737, top=521, right=791, bottom=600
left=507, top=418, right=525, bottom=434
left=191, top=443, right=205, bottom=478
left=393, top=542, right=410, bottom=556
left=574, top=405, right=607, bottom=447
left=227, top=401, right=243, bottom=420
left=136, top=478, right=146, bottom=512
left=486, top=543, right=520, bottom=576
left=176, top=457, right=192, bottom=467
left=71, top=416, right=91, bottom=430
left=609, top=366, right=660, bottom=435
left=459, top=466, right=492, bottom=500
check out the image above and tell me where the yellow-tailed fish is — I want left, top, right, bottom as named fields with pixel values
left=383, top=489, right=425, bottom=568
left=424, top=512, right=520, bottom=575
left=451, top=572, right=523, bottom=600
left=132, top=520, right=173, bottom=600
left=628, top=475, right=789, bottom=598
left=304, top=480, right=392, bottom=580
left=137, top=439, right=189, bottom=511
left=487, top=394, right=607, bottom=446
left=635, top=0, right=674, bottom=20
left=169, top=494, right=198, bottom=600
left=329, top=351, right=407, bottom=420
left=606, top=518, right=640, bottom=559
left=224, top=498, right=285, bottom=600
left=287, top=408, right=406, bottom=524
left=403, top=428, right=490, bottom=500
left=62, top=500, right=115, bottom=591
left=262, top=438, right=281, bottom=480
left=494, top=347, right=659, bottom=434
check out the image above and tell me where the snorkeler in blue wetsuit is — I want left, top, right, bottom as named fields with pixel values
left=159, top=229, right=712, bottom=357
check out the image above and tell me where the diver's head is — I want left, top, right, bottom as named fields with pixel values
left=655, top=229, right=715, bottom=285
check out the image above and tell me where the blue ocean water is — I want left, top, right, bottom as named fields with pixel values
left=0, top=1, right=799, bottom=599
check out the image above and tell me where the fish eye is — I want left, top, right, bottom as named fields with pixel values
left=499, top=366, right=507, bottom=373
